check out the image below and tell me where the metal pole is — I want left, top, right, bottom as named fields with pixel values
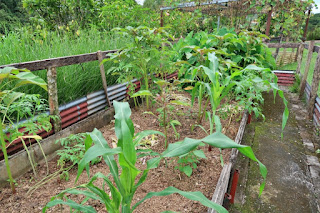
left=217, top=16, right=220, bottom=30
left=303, top=9, right=311, bottom=41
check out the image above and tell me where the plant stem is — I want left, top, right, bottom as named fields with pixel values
left=144, top=73, right=149, bottom=109
left=163, top=104, right=168, bottom=148
left=0, top=123, right=16, bottom=193
left=199, top=97, right=210, bottom=123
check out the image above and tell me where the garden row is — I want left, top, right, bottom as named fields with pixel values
left=1, top=27, right=290, bottom=212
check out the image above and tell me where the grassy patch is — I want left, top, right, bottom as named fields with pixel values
left=277, top=49, right=320, bottom=96
left=0, top=29, right=129, bottom=104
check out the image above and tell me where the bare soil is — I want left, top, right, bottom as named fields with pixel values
left=0, top=91, right=241, bottom=213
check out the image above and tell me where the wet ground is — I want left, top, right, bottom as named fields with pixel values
left=231, top=90, right=320, bottom=213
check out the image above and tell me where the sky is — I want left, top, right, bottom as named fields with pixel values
left=135, top=0, right=320, bottom=13
left=314, top=0, right=320, bottom=14
left=135, top=0, right=144, bottom=5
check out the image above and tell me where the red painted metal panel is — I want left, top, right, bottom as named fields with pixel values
left=277, top=80, right=295, bottom=84
left=60, top=102, right=88, bottom=118
left=275, top=73, right=295, bottom=77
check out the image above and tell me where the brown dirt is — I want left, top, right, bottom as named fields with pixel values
left=0, top=91, right=241, bottom=213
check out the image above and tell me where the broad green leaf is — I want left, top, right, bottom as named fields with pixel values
left=76, top=145, right=121, bottom=182
left=131, top=90, right=153, bottom=98
left=14, top=71, right=47, bottom=90
left=183, top=165, right=193, bottom=176
left=132, top=186, right=227, bottom=213
left=43, top=199, right=97, bottom=213
left=193, top=150, right=206, bottom=159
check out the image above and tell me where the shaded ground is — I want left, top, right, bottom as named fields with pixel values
left=231, top=90, right=320, bottom=213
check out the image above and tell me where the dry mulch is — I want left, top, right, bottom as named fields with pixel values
left=0, top=91, right=241, bottom=212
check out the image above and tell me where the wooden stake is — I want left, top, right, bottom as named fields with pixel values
left=296, top=43, right=305, bottom=75
left=300, top=41, right=315, bottom=99
left=265, top=6, right=273, bottom=37
left=47, top=67, right=61, bottom=132
left=97, top=51, right=112, bottom=107
left=307, top=51, right=320, bottom=119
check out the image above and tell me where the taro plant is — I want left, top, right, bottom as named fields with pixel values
left=104, top=26, right=175, bottom=109
left=0, top=67, right=49, bottom=193
left=44, top=100, right=267, bottom=213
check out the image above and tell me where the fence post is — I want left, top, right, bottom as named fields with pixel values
left=160, top=10, right=164, bottom=27
left=97, top=51, right=112, bottom=107
left=307, top=51, right=320, bottom=119
left=47, top=67, right=61, bottom=132
left=296, top=43, right=304, bottom=75
left=299, top=41, right=315, bottom=99
left=265, top=6, right=273, bottom=37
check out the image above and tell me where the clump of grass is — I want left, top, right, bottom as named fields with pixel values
left=0, top=27, right=130, bottom=104
left=289, top=74, right=301, bottom=93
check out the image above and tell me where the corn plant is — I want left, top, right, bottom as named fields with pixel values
left=0, top=67, right=48, bottom=193
left=44, top=100, right=267, bottom=213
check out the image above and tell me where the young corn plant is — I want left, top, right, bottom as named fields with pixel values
left=44, top=101, right=267, bottom=213
left=0, top=67, right=49, bottom=193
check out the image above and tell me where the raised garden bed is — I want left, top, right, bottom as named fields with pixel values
left=0, top=91, right=243, bottom=212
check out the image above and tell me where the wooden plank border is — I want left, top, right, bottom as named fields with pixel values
left=0, top=50, right=118, bottom=71
left=208, top=111, right=249, bottom=213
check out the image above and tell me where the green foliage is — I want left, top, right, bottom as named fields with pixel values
left=56, top=133, right=101, bottom=168
left=132, top=79, right=191, bottom=147
left=251, top=0, right=314, bottom=39
left=0, top=94, right=47, bottom=123
left=0, top=0, right=27, bottom=33
left=174, top=30, right=288, bottom=136
left=0, top=67, right=49, bottom=193
left=44, top=101, right=267, bottom=213
left=105, top=26, right=174, bottom=109
left=289, top=74, right=301, bottom=93
left=0, top=28, right=127, bottom=104
left=175, top=149, right=206, bottom=177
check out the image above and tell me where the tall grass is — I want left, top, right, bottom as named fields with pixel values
left=0, top=28, right=129, bottom=104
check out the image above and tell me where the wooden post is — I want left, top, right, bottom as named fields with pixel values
left=303, top=9, right=311, bottom=41
left=296, top=43, right=305, bottom=75
left=274, top=36, right=282, bottom=62
left=300, top=41, right=315, bottom=99
left=265, top=6, right=273, bottom=37
left=97, top=51, right=112, bottom=107
left=160, top=10, right=164, bottom=27
left=47, top=67, right=61, bottom=132
left=307, top=51, right=320, bottom=119
left=295, top=46, right=300, bottom=62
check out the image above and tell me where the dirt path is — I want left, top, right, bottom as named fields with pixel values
left=231, top=89, right=320, bottom=213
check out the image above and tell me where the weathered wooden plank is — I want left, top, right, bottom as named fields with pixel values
left=0, top=50, right=118, bottom=71
left=266, top=43, right=300, bottom=49
left=47, top=67, right=61, bottom=132
left=208, top=111, right=248, bottom=213
left=296, top=43, right=305, bottom=75
left=300, top=41, right=315, bottom=99
left=307, top=51, right=320, bottom=119
left=97, top=51, right=112, bottom=107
